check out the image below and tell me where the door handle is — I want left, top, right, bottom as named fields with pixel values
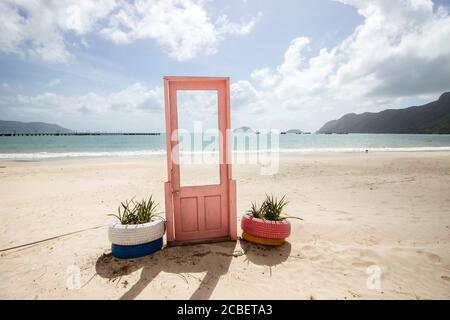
left=173, top=190, right=180, bottom=195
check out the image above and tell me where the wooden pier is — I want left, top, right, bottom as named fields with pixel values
left=0, top=132, right=161, bottom=137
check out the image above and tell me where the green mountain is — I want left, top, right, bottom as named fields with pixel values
left=286, top=129, right=303, bottom=134
left=0, top=120, right=73, bottom=134
left=318, top=92, right=450, bottom=134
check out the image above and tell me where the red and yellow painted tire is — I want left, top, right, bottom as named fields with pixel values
left=241, top=231, right=286, bottom=246
left=241, top=214, right=291, bottom=239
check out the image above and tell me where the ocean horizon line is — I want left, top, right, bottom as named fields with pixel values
left=1, top=146, right=450, bottom=161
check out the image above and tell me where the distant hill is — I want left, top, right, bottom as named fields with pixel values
left=318, top=92, right=450, bottom=134
left=0, top=120, right=73, bottom=134
left=286, top=129, right=303, bottom=134
left=233, top=126, right=254, bottom=133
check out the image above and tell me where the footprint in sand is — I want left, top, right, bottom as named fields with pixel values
left=309, top=255, right=322, bottom=261
left=441, top=275, right=450, bottom=282
left=355, top=235, right=380, bottom=246
left=336, top=217, right=353, bottom=221
left=351, top=259, right=376, bottom=268
left=416, top=250, right=442, bottom=264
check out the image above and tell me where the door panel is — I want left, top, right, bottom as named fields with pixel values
left=175, top=185, right=228, bottom=241
left=180, top=197, right=199, bottom=232
left=204, top=195, right=221, bottom=230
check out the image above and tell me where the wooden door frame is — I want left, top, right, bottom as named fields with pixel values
left=163, top=76, right=237, bottom=245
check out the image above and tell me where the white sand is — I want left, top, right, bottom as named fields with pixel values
left=0, top=152, right=449, bottom=299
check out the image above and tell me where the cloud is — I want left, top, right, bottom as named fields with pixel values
left=100, top=0, right=261, bottom=61
left=108, top=83, right=163, bottom=112
left=0, top=80, right=268, bottom=131
left=0, top=0, right=115, bottom=62
left=215, top=11, right=263, bottom=36
left=0, top=83, right=164, bottom=127
left=175, top=90, right=220, bottom=130
left=0, top=0, right=260, bottom=62
left=232, top=0, right=450, bottom=131
left=47, top=78, right=61, bottom=87
left=250, top=68, right=279, bottom=88
left=3, top=0, right=449, bottom=132
left=231, top=80, right=262, bottom=112
left=330, top=0, right=450, bottom=97
left=278, top=37, right=310, bottom=76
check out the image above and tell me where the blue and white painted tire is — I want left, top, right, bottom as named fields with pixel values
left=108, top=218, right=165, bottom=246
left=112, top=238, right=163, bottom=259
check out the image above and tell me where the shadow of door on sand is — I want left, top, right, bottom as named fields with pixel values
left=95, top=240, right=292, bottom=300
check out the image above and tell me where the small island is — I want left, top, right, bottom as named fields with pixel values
left=233, top=126, right=255, bottom=133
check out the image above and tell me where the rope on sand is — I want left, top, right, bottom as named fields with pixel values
left=0, top=212, right=167, bottom=253
left=0, top=225, right=107, bottom=253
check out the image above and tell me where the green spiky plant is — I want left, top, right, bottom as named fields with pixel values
left=248, top=194, right=303, bottom=221
left=247, top=202, right=264, bottom=219
left=109, top=196, right=162, bottom=225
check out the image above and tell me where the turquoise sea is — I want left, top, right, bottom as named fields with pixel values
left=1, top=133, right=450, bottom=160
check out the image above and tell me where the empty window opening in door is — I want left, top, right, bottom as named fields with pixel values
left=176, top=90, right=220, bottom=186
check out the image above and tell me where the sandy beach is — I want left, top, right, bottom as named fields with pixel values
left=0, top=152, right=449, bottom=299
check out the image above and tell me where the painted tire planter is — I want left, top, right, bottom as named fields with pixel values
left=108, top=219, right=165, bottom=246
left=112, top=238, right=163, bottom=259
left=241, top=214, right=291, bottom=239
left=242, top=232, right=285, bottom=246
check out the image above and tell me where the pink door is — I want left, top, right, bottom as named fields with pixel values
left=163, top=76, right=237, bottom=245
